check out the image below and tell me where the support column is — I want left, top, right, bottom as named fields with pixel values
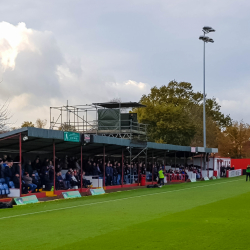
left=138, top=155, right=140, bottom=185
left=53, top=140, right=55, bottom=192
left=103, top=145, right=105, bottom=188
left=130, top=147, right=132, bottom=183
left=164, top=151, right=166, bottom=173
left=121, top=149, right=124, bottom=187
left=19, top=133, right=22, bottom=197
left=200, top=155, right=202, bottom=178
left=175, top=152, right=176, bottom=171
left=152, top=151, right=154, bottom=184
left=207, top=153, right=209, bottom=178
left=81, top=145, right=83, bottom=191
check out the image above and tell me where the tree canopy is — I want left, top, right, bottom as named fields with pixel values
left=21, top=121, right=35, bottom=128
left=134, top=81, right=231, bottom=147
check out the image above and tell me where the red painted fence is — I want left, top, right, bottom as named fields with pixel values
left=231, top=159, right=250, bottom=170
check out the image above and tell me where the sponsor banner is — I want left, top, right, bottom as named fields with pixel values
left=64, top=132, right=80, bottom=142
left=228, top=169, right=242, bottom=178
left=62, top=191, right=81, bottom=199
left=14, top=195, right=38, bottom=205
left=90, top=188, right=105, bottom=196
left=212, top=176, right=217, bottom=180
left=204, top=177, right=209, bottom=181
left=190, top=179, right=196, bottom=182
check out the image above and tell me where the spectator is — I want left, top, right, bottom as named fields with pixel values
left=23, top=172, right=37, bottom=193
left=13, top=173, right=20, bottom=188
left=113, top=165, right=118, bottom=185
left=32, top=173, right=41, bottom=191
left=44, top=171, right=53, bottom=191
left=4, top=160, right=14, bottom=184
left=56, top=172, right=67, bottom=190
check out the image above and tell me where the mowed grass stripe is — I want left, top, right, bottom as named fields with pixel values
left=57, top=191, right=250, bottom=250
left=0, top=177, right=243, bottom=220
left=1, top=176, right=249, bottom=250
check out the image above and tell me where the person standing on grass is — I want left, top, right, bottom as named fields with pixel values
left=246, top=165, right=250, bottom=181
left=158, top=167, right=165, bottom=187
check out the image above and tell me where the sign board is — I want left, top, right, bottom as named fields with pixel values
left=190, top=179, right=196, bottom=182
left=212, top=176, right=216, bottom=180
left=191, top=147, right=196, bottom=153
left=64, top=132, right=80, bottom=142
left=90, top=188, right=105, bottom=196
left=217, top=176, right=221, bottom=179
left=14, top=195, right=38, bottom=205
left=204, top=177, right=209, bottom=181
left=81, top=134, right=91, bottom=144
left=228, top=169, right=242, bottom=178
left=62, top=191, right=81, bottom=199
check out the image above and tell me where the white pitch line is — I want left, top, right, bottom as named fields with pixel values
left=0, top=178, right=243, bottom=220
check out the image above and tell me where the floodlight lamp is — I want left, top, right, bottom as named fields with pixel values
left=209, top=29, right=215, bottom=32
left=203, top=26, right=212, bottom=31
left=208, top=38, right=214, bottom=43
left=23, top=136, right=28, bottom=141
left=199, top=35, right=206, bottom=40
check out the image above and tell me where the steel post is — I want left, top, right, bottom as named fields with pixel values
left=19, top=133, right=22, bottom=197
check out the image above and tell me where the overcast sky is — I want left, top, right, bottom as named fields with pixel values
left=0, top=0, right=250, bottom=127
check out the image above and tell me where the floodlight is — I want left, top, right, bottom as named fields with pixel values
left=23, top=136, right=28, bottom=141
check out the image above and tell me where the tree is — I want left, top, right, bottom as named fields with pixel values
left=109, top=98, right=127, bottom=113
left=218, top=121, right=250, bottom=158
left=36, top=118, right=47, bottom=128
left=0, top=101, right=11, bottom=133
left=133, top=80, right=231, bottom=146
left=58, top=123, right=76, bottom=132
left=21, top=121, right=35, bottom=128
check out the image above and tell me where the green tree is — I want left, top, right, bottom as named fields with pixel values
left=21, top=121, right=35, bottom=128
left=134, top=80, right=231, bottom=146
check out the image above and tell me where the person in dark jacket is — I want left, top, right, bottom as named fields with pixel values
left=124, top=165, right=129, bottom=184
left=113, top=165, right=118, bottom=185
left=24, top=160, right=33, bottom=177
left=13, top=173, right=20, bottom=188
left=32, top=173, right=41, bottom=190
left=4, top=160, right=14, bottom=183
left=56, top=172, right=66, bottom=190
left=117, top=163, right=122, bottom=185
left=44, top=172, right=53, bottom=191
left=92, top=162, right=98, bottom=176
left=105, top=164, right=112, bottom=186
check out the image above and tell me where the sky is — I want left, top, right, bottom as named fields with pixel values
left=0, top=0, right=250, bottom=128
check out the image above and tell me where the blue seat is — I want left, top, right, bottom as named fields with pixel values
left=0, top=183, right=9, bottom=195
left=0, top=178, right=5, bottom=184
left=0, top=185, right=6, bottom=195
left=9, top=181, right=15, bottom=188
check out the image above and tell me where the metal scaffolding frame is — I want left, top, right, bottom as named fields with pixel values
left=50, top=101, right=148, bottom=140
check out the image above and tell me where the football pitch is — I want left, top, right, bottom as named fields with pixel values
left=1, top=176, right=250, bottom=250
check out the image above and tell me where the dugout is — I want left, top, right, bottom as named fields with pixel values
left=0, top=127, right=218, bottom=197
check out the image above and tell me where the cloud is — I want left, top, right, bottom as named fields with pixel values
left=0, top=22, right=150, bottom=128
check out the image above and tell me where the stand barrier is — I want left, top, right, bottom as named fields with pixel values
left=165, top=174, right=186, bottom=182
left=226, top=169, right=242, bottom=178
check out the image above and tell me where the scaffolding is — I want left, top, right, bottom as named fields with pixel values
left=50, top=101, right=148, bottom=140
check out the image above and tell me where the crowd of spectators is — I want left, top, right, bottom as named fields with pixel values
left=220, top=165, right=234, bottom=177
left=1, top=153, right=220, bottom=194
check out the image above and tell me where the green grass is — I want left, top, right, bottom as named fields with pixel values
left=1, top=176, right=250, bottom=250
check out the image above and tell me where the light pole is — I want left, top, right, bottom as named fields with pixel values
left=199, top=26, right=215, bottom=171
